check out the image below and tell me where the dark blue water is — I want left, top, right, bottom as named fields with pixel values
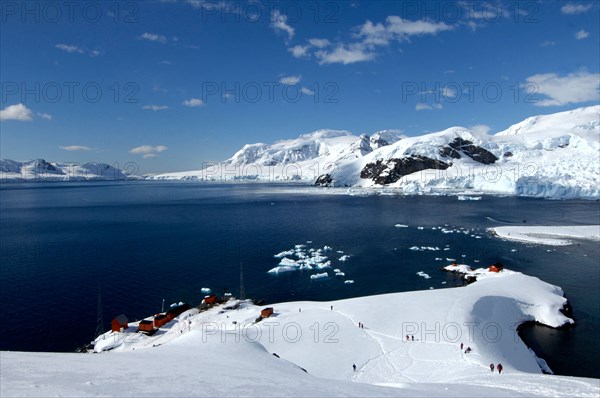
left=0, top=182, right=598, bottom=378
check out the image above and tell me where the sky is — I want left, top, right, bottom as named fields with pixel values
left=0, top=0, right=599, bottom=174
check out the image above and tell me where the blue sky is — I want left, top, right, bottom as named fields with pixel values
left=1, top=0, right=599, bottom=173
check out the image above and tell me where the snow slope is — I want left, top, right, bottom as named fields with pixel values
left=0, top=159, right=137, bottom=182
left=150, top=129, right=403, bottom=182
left=150, top=106, right=599, bottom=199
left=490, top=225, right=600, bottom=246
left=3, top=268, right=599, bottom=397
left=325, top=106, right=600, bottom=198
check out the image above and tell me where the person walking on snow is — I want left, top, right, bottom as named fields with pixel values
left=497, top=363, right=503, bottom=374
left=460, top=342, right=463, bottom=350
left=490, top=363, right=495, bottom=372
left=353, top=364, right=356, bottom=372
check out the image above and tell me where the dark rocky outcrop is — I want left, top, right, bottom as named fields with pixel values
left=314, top=174, right=333, bottom=186
left=440, top=138, right=498, bottom=165
left=360, top=156, right=450, bottom=185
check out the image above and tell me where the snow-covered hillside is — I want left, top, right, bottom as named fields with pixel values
left=150, top=106, right=599, bottom=199
left=150, top=129, right=403, bottom=182
left=321, top=106, right=600, bottom=198
left=0, top=159, right=137, bottom=182
left=2, top=266, right=599, bottom=397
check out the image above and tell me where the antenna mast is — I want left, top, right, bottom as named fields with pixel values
left=239, top=263, right=245, bottom=300
left=95, top=285, right=104, bottom=338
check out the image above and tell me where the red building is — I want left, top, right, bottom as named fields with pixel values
left=111, top=314, right=128, bottom=332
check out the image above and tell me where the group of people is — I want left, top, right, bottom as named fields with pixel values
left=460, top=342, right=472, bottom=353
left=405, top=334, right=415, bottom=341
left=358, top=322, right=365, bottom=329
left=490, top=363, right=503, bottom=374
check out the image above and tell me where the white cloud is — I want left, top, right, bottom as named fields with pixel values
left=301, top=87, right=315, bottom=95
left=139, top=33, right=168, bottom=44
left=561, top=3, right=593, bottom=14
left=55, top=44, right=84, bottom=53
left=0, top=103, right=33, bottom=121
left=415, top=103, right=442, bottom=111
left=315, top=44, right=375, bottom=65
left=442, top=86, right=457, bottom=99
left=357, top=16, right=453, bottom=46
left=60, top=145, right=91, bottom=151
left=182, top=98, right=205, bottom=107
left=270, top=10, right=294, bottom=41
left=293, top=15, right=452, bottom=65
left=308, top=38, right=331, bottom=48
left=575, top=29, right=589, bottom=40
left=279, top=75, right=301, bottom=85
left=37, top=112, right=52, bottom=120
left=288, top=45, right=310, bottom=58
left=130, top=145, right=168, bottom=159
left=541, top=40, right=556, bottom=47
left=525, top=71, right=600, bottom=106
left=142, top=105, right=169, bottom=111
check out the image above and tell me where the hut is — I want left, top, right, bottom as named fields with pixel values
left=261, top=307, right=274, bottom=318
left=203, top=295, right=218, bottom=305
left=154, top=314, right=169, bottom=328
left=138, top=320, right=154, bottom=332
left=166, top=303, right=192, bottom=321
left=488, top=262, right=505, bottom=273
left=111, top=314, right=128, bottom=332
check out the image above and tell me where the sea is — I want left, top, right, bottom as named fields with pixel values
left=0, top=181, right=598, bottom=378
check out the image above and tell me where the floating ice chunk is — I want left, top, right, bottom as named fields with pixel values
left=435, top=257, right=442, bottom=261
left=323, top=246, right=332, bottom=251
left=268, top=266, right=297, bottom=274
left=295, top=244, right=306, bottom=249
left=416, top=271, right=431, bottom=279
left=315, top=261, right=331, bottom=270
left=333, top=268, right=341, bottom=273
left=336, top=250, right=344, bottom=254
left=418, top=226, right=424, bottom=230
left=279, top=257, right=298, bottom=267
left=395, top=224, right=409, bottom=228
left=344, top=280, right=354, bottom=284
left=511, top=249, right=517, bottom=252
left=339, top=255, right=350, bottom=261
left=475, top=236, right=482, bottom=239
left=429, top=287, right=434, bottom=290
left=474, top=260, right=480, bottom=263
left=446, top=258, right=456, bottom=262
left=409, top=246, right=420, bottom=251
left=335, top=272, right=346, bottom=276
left=310, top=272, right=329, bottom=280
left=443, top=248, right=451, bottom=251
left=441, top=281, right=447, bottom=284
left=461, top=254, right=467, bottom=257
left=274, top=250, right=294, bottom=258
left=306, top=240, right=312, bottom=243
left=201, top=288, right=211, bottom=294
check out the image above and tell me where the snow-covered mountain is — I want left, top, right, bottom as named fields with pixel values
left=150, top=106, right=599, bottom=199
left=319, top=106, right=599, bottom=199
left=150, top=129, right=403, bottom=182
left=0, top=159, right=137, bottom=182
